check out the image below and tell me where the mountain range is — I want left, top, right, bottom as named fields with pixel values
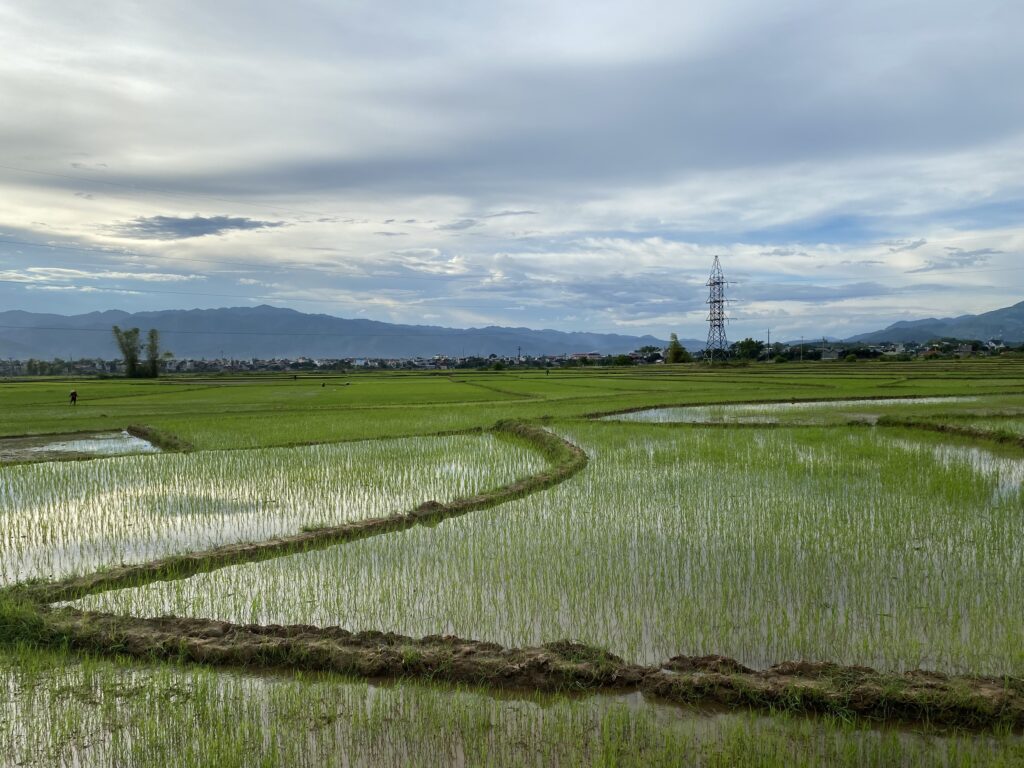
left=845, top=300, right=1024, bottom=344
left=2, top=300, right=1019, bottom=360
left=0, top=306, right=685, bottom=360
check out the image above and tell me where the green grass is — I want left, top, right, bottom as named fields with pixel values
left=3, top=359, right=1024, bottom=448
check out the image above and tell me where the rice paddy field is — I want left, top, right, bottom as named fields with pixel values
left=0, top=434, right=544, bottom=584
left=3, top=359, right=1024, bottom=766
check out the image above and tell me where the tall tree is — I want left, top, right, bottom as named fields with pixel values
left=665, top=333, right=691, bottom=363
left=112, top=326, right=141, bottom=377
left=145, top=328, right=161, bottom=378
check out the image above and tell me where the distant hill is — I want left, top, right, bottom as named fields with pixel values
left=846, top=300, right=1024, bottom=344
left=0, top=305, right=691, bottom=359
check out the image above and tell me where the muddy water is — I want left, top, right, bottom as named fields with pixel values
left=0, top=431, right=159, bottom=463
left=603, top=396, right=977, bottom=424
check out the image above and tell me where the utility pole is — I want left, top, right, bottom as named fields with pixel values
left=705, top=255, right=731, bottom=362
left=766, top=328, right=770, bottom=361
left=800, top=336, right=804, bottom=362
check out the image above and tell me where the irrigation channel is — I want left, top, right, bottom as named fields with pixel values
left=3, top=416, right=1024, bottom=732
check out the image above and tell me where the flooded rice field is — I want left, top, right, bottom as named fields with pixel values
left=0, top=434, right=544, bottom=585
left=0, top=431, right=159, bottom=463
left=6, top=647, right=1018, bottom=768
left=73, top=423, right=1024, bottom=676
left=603, top=396, right=978, bottom=424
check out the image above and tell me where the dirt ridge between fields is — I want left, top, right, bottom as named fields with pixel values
left=36, top=607, right=1024, bottom=730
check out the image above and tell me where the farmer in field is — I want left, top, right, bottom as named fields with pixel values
left=69, top=389, right=78, bottom=406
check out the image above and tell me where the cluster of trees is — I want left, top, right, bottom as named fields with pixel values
left=112, top=326, right=171, bottom=378
left=729, top=338, right=765, bottom=360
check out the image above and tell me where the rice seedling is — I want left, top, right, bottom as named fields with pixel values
left=7, top=368, right=1024, bottom=763
left=4, top=361, right=1022, bottom=448
left=77, top=422, right=1024, bottom=676
left=2, top=646, right=1021, bottom=767
left=956, top=417, right=1024, bottom=439
left=0, top=434, right=544, bottom=585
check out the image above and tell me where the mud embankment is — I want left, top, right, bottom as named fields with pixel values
left=125, top=424, right=195, bottom=453
left=39, top=608, right=1024, bottom=730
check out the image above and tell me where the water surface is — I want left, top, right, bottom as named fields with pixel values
left=0, top=431, right=159, bottom=462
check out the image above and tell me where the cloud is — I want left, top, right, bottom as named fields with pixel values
left=483, top=210, right=538, bottom=218
left=1, top=2, right=1023, bottom=336
left=31, top=285, right=141, bottom=295
left=907, top=247, right=1002, bottom=273
left=109, top=215, right=285, bottom=240
left=435, top=219, right=479, bottom=231
left=1, top=267, right=205, bottom=284
left=887, top=238, right=927, bottom=253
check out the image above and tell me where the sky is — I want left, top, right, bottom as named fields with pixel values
left=1, top=0, right=1022, bottom=342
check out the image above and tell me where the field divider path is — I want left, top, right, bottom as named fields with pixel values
left=7, top=421, right=586, bottom=605
left=22, top=610, right=1024, bottom=730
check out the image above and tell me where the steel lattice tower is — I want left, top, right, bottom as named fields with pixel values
left=705, top=255, right=730, bottom=360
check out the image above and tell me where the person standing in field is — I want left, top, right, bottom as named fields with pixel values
left=69, top=389, right=78, bottom=406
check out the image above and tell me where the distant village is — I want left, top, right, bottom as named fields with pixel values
left=2, top=337, right=1018, bottom=377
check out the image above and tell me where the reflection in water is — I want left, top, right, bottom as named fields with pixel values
left=604, top=397, right=975, bottom=424
left=0, top=435, right=544, bottom=585
left=0, top=431, right=158, bottom=462
left=892, top=438, right=1024, bottom=505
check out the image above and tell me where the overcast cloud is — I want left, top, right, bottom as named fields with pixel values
left=1, top=0, right=1022, bottom=341
left=109, top=215, right=285, bottom=240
